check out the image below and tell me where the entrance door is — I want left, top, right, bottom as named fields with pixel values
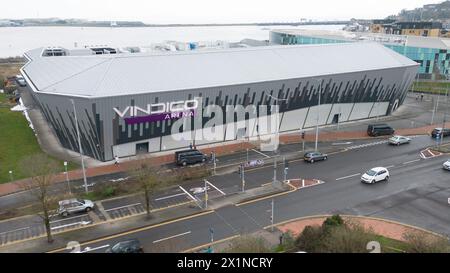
left=332, top=114, right=340, bottom=124
left=136, top=142, right=149, bottom=155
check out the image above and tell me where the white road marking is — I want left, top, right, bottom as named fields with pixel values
left=0, top=226, right=30, bottom=236
left=50, top=214, right=88, bottom=224
left=402, top=159, right=421, bottom=165
left=79, top=244, right=110, bottom=253
left=205, top=180, right=226, bottom=195
left=336, top=173, right=361, bottom=181
left=51, top=221, right=91, bottom=230
left=179, top=186, right=199, bottom=203
left=251, top=149, right=271, bottom=158
left=332, top=142, right=352, bottom=145
left=153, top=231, right=191, bottom=243
left=385, top=165, right=395, bottom=169
left=154, top=193, right=186, bottom=201
left=104, top=203, right=141, bottom=212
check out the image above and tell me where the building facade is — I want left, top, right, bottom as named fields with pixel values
left=21, top=43, right=418, bottom=161
left=270, top=29, right=450, bottom=79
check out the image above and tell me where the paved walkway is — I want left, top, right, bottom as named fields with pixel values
left=276, top=215, right=445, bottom=242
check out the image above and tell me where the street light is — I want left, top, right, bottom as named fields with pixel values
left=64, top=161, right=71, bottom=194
left=70, top=99, right=88, bottom=193
left=8, top=170, right=13, bottom=182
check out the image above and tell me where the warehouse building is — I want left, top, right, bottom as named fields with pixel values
left=21, top=43, right=418, bottom=161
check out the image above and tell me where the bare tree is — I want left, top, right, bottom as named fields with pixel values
left=129, top=158, right=168, bottom=219
left=20, top=154, right=60, bottom=243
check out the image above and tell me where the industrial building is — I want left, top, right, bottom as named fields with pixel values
left=21, top=43, right=418, bottom=161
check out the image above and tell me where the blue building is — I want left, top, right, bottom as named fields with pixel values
left=270, top=29, right=450, bottom=79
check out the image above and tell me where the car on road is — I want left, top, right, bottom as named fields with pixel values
left=361, top=167, right=389, bottom=184
left=15, top=75, right=26, bottom=87
left=303, top=151, right=328, bottom=163
left=105, top=239, right=144, bottom=253
left=431, top=128, right=450, bottom=138
left=175, top=149, right=208, bottom=166
left=388, top=135, right=411, bottom=146
left=367, top=124, right=395, bottom=137
left=443, top=159, right=450, bottom=171
left=58, top=198, right=95, bottom=217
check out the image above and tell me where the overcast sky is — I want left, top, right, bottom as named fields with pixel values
left=1, top=0, right=442, bottom=23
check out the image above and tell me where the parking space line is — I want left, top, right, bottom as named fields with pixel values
left=403, top=159, right=421, bottom=165
left=179, top=186, right=199, bottom=203
left=155, top=192, right=186, bottom=201
left=251, top=149, right=271, bottom=158
left=0, top=226, right=31, bottom=236
left=50, top=214, right=88, bottom=224
left=104, top=203, right=141, bottom=212
left=153, top=231, right=192, bottom=243
left=205, top=181, right=226, bottom=196
left=336, top=173, right=361, bottom=181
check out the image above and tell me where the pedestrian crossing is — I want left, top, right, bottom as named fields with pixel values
left=346, top=140, right=389, bottom=150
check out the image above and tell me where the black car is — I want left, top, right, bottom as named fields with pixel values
left=105, top=239, right=144, bottom=253
left=367, top=124, right=395, bottom=137
left=431, top=128, right=450, bottom=138
left=175, top=149, right=208, bottom=166
left=303, top=151, right=328, bottom=163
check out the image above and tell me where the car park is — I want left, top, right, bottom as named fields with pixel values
left=303, top=151, right=328, bottom=163
left=431, top=128, right=450, bottom=138
left=388, top=135, right=411, bottom=146
left=361, top=167, right=389, bottom=184
left=443, top=159, right=450, bottom=171
left=57, top=198, right=95, bottom=217
left=175, top=149, right=208, bottom=166
left=367, top=124, right=395, bottom=137
left=105, top=239, right=144, bottom=253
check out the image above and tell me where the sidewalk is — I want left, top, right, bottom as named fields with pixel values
left=1, top=120, right=449, bottom=198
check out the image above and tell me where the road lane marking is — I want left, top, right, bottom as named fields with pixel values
left=50, top=221, right=91, bottom=230
left=336, top=173, right=361, bottom=181
left=153, top=231, right=192, bottom=243
left=385, top=165, right=395, bottom=169
left=251, top=149, right=271, bottom=158
left=104, top=203, right=141, bottom=212
left=46, top=210, right=215, bottom=253
left=155, top=193, right=186, bottom=201
left=0, top=226, right=30, bottom=236
left=79, top=244, right=110, bottom=253
left=205, top=181, right=226, bottom=196
left=403, top=159, right=421, bottom=165
left=50, top=214, right=88, bottom=224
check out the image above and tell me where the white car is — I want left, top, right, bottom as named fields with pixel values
left=58, top=199, right=95, bottom=217
left=388, top=135, right=411, bottom=146
left=443, top=159, right=450, bottom=171
left=361, top=167, right=389, bottom=184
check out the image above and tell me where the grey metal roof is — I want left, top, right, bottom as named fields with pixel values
left=22, top=42, right=418, bottom=98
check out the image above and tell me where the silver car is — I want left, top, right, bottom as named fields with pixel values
left=388, top=135, right=411, bottom=146
left=58, top=199, right=95, bottom=217
left=443, top=159, right=450, bottom=171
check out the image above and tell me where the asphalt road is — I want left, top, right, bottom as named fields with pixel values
left=53, top=135, right=450, bottom=253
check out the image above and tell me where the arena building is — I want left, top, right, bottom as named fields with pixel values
left=21, top=42, right=418, bottom=161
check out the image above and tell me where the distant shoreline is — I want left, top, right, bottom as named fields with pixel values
left=0, top=22, right=349, bottom=28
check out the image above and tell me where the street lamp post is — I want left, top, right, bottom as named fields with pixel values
left=64, top=161, right=71, bottom=194
left=440, top=76, right=449, bottom=146
left=314, top=78, right=323, bottom=152
left=70, top=99, right=88, bottom=193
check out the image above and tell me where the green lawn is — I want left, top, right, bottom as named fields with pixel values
left=0, top=94, right=77, bottom=183
left=410, top=81, right=450, bottom=95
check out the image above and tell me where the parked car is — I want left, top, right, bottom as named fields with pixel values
left=367, top=124, right=395, bottom=137
left=443, top=159, right=450, bottom=171
left=303, top=151, right=328, bottom=163
left=58, top=199, right=95, bottom=217
left=431, top=128, right=450, bottom=138
left=388, top=135, right=411, bottom=146
left=361, top=167, right=389, bottom=184
left=175, top=149, right=207, bottom=166
left=15, top=75, right=26, bottom=87
left=105, top=239, right=144, bottom=253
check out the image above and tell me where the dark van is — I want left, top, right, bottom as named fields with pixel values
left=175, top=149, right=207, bottom=166
left=431, top=128, right=450, bottom=138
left=367, top=124, right=395, bottom=137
